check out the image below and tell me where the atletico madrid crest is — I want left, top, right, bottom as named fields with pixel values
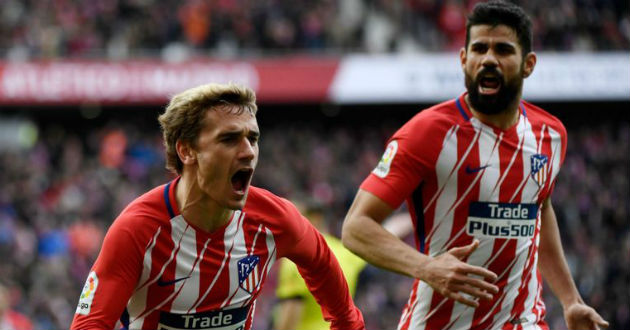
left=237, top=255, right=260, bottom=294
left=530, top=154, right=549, bottom=186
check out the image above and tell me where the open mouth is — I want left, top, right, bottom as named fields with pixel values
left=479, top=75, right=501, bottom=95
left=231, top=168, right=253, bottom=194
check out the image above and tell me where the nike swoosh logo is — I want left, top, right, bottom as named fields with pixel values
left=157, top=276, right=190, bottom=287
left=465, top=164, right=490, bottom=174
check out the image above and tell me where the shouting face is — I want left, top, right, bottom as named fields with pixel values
left=186, top=106, right=260, bottom=210
left=461, top=24, right=535, bottom=115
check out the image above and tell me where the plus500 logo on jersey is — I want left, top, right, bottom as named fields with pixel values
left=466, top=202, right=539, bottom=239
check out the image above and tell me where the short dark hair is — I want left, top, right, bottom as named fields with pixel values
left=465, top=0, right=533, bottom=56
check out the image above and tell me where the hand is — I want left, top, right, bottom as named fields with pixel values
left=564, top=303, right=609, bottom=330
left=420, top=240, right=499, bottom=307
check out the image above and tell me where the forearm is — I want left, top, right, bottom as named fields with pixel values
left=342, top=213, right=428, bottom=279
left=538, top=199, right=582, bottom=308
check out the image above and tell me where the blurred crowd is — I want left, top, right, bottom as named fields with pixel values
left=0, top=111, right=627, bottom=329
left=1, top=0, right=629, bottom=60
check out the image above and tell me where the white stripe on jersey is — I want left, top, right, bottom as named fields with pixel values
left=398, top=283, right=420, bottom=330
left=426, top=125, right=466, bottom=253
left=410, top=125, right=463, bottom=330
left=215, top=211, right=245, bottom=308
left=191, top=211, right=242, bottom=311
left=423, top=125, right=461, bottom=216
left=486, top=116, right=546, bottom=328
left=222, top=211, right=257, bottom=307
left=491, top=118, right=526, bottom=198
left=140, top=217, right=194, bottom=318
left=127, top=227, right=162, bottom=329
left=243, top=227, right=277, bottom=307
left=548, top=126, right=563, bottom=193
left=170, top=222, right=209, bottom=313
left=515, top=232, right=541, bottom=327
left=446, top=118, right=508, bottom=330
left=439, top=122, right=503, bottom=256
left=407, top=281, right=431, bottom=330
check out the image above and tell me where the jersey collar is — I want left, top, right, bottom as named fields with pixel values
left=164, top=177, right=181, bottom=218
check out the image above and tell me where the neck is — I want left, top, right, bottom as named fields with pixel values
left=465, top=95, right=521, bottom=130
left=176, top=172, right=233, bottom=233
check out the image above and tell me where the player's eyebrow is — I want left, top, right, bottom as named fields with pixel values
left=217, top=128, right=260, bottom=140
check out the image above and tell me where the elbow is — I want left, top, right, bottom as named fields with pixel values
left=341, top=217, right=358, bottom=252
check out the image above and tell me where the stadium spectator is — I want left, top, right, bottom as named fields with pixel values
left=1, top=0, right=628, bottom=60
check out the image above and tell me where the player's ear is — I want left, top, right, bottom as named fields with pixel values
left=459, top=47, right=467, bottom=71
left=176, top=140, right=196, bottom=165
left=522, top=52, right=537, bottom=78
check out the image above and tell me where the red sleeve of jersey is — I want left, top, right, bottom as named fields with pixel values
left=547, top=116, right=568, bottom=196
left=282, top=205, right=365, bottom=330
left=70, top=212, right=147, bottom=330
left=361, top=110, right=446, bottom=209
left=247, top=188, right=365, bottom=330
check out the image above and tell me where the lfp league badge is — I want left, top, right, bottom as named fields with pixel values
left=237, top=255, right=260, bottom=294
left=530, top=154, right=549, bottom=186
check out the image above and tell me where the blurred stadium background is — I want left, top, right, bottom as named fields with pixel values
left=0, top=0, right=628, bottom=329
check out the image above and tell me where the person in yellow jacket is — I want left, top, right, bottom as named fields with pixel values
left=274, top=202, right=411, bottom=330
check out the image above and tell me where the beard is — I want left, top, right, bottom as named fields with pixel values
left=465, top=67, right=523, bottom=115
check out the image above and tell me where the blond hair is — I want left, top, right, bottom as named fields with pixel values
left=158, top=83, right=257, bottom=174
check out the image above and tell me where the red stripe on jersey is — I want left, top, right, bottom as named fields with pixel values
left=216, top=213, right=246, bottom=309
left=398, top=280, right=419, bottom=330
left=533, top=272, right=547, bottom=324
left=424, top=293, right=455, bottom=330
left=423, top=126, right=466, bottom=218
left=506, top=238, right=538, bottom=325
left=499, top=128, right=525, bottom=203
left=445, top=125, right=481, bottom=251
left=424, top=126, right=482, bottom=250
left=135, top=225, right=179, bottom=324
left=241, top=224, right=268, bottom=306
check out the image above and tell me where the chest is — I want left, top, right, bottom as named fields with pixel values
left=136, top=213, right=277, bottom=313
left=431, top=120, right=563, bottom=204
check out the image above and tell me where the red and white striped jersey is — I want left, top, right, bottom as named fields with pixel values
left=71, top=178, right=364, bottom=330
left=361, top=94, right=567, bottom=330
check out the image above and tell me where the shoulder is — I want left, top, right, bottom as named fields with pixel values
left=243, top=186, right=307, bottom=241
left=522, top=100, right=567, bottom=137
left=244, top=186, right=300, bottom=220
left=403, top=99, right=461, bottom=129
left=107, top=183, right=172, bottom=242
left=395, top=99, right=462, bottom=144
left=243, top=186, right=304, bottom=233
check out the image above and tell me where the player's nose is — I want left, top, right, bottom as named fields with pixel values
left=238, top=138, right=256, bottom=161
left=481, top=50, right=499, bottom=68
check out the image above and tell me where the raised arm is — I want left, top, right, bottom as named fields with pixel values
left=538, top=197, right=608, bottom=329
left=341, top=189, right=499, bottom=307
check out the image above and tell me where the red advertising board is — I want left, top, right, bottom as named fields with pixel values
left=0, top=57, right=339, bottom=105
